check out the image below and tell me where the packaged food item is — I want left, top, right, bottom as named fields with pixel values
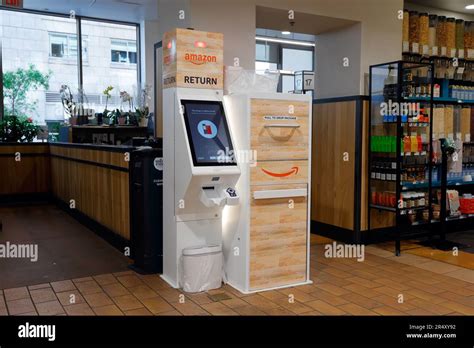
left=403, top=136, right=412, bottom=153
left=411, top=135, right=418, bottom=152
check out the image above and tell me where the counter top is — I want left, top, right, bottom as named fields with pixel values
left=50, top=142, right=135, bottom=153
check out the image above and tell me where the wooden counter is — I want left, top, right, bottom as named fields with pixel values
left=0, top=143, right=51, bottom=197
left=50, top=143, right=133, bottom=242
left=0, top=142, right=134, bottom=245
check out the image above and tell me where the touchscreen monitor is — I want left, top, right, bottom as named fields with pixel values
left=180, top=100, right=237, bottom=166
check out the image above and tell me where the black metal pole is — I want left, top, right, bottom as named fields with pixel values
left=440, top=150, right=448, bottom=242
left=76, top=17, right=83, bottom=104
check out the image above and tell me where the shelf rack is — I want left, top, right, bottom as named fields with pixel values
left=368, top=60, right=435, bottom=256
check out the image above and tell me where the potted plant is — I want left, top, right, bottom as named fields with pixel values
left=102, top=85, right=114, bottom=125
left=60, top=85, right=77, bottom=125
left=119, top=90, right=133, bottom=126
left=136, top=85, right=151, bottom=127
left=0, top=116, right=42, bottom=143
left=109, top=109, right=121, bottom=125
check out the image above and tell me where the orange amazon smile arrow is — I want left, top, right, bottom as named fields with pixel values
left=261, top=167, right=299, bottom=178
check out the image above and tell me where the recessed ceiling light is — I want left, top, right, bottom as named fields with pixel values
left=281, top=31, right=291, bottom=35
left=466, top=4, right=474, bottom=9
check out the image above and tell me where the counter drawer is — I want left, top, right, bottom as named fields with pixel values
left=250, top=99, right=310, bottom=161
left=249, top=184, right=308, bottom=291
left=250, top=160, right=308, bottom=186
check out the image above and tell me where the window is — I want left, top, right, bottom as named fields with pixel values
left=282, top=48, right=313, bottom=71
left=49, top=33, right=88, bottom=61
left=1, top=8, right=140, bottom=127
left=111, top=39, right=137, bottom=64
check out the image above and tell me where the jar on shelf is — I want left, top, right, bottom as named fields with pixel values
left=466, top=21, right=474, bottom=59
left=409, top=11, right=420, bottom=53
left=456, top=19, right=465, bottom=58
left=403, top=10, right=410, bottom=52
left=446, top=18, right=456, bottom=57
left=437, top=16, right=447, bottom=55
left=429, top=15, right=437, bottom=55
left=419, top=13, right=429, bottom=55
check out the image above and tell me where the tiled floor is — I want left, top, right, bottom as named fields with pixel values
left=377, top=238, right=474, bottom=270
left=1, top=236, right=473, bottom=316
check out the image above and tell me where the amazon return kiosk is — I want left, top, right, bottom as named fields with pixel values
left=161, top=28, right=311, bottom=293
left=161, top=29, right=240, bottom=290
left=224, top=93, right=313, bottom=293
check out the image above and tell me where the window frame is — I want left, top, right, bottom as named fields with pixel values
left=110, top=38, right=138, bottom=66
left=0, top=5, right=142, bottom=119
left=48, top=32, right=89, bottom=62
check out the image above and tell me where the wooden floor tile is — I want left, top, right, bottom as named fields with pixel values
left=140, top=296, right=174, bottom=314
left=35, top=300, right=65, bottom=316
left=200, top=302, right=239, bottom=315
left=93, top=304, right=124, bottom=316
left=4, top=287, right=29, bottom=301
left=305, top=300, right=347, bottom=315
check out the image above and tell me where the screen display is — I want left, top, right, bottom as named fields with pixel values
left=181, top=100, right=236, bottom=166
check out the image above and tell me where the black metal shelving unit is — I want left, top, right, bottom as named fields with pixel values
left=368, top=61, right=435, bottom=256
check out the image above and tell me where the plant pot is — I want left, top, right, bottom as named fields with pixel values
left=139, top=118, right=148, bottom=127
left=118, top=116, right=127, bottom=125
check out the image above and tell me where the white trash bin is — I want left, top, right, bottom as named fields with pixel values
left=181, top=244, right=223, bottom=293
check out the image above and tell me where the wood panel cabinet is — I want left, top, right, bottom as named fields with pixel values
left=249, top=183, right=308, bottom=291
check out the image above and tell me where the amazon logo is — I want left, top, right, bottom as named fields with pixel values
left=184, top=53, right=217, bottom=65
left=261, top=167, right=299, bottom=178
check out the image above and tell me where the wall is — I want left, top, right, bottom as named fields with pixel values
left=315, top=23, right=362, bottom=98
left=153, top=0, right=191, bottom=136
left=189, top=0, right=257, bottom=69
left=187, top=0, right=403, bottom=96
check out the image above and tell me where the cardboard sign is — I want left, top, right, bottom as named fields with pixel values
left=162, top=28, right=224, bottom=90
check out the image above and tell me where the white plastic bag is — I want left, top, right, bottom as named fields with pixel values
left=181, top=245, right=223, bottom=293
left=225, top=66, right=279, bottom=95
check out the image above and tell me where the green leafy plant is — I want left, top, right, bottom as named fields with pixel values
left=3, top=64, right=51, bottom=117
left=0, top=116, right=42, bottom=143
